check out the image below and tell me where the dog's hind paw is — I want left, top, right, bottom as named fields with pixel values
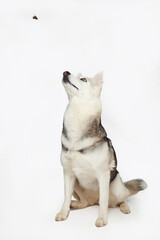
left=119, top=202, right=131, bottom=214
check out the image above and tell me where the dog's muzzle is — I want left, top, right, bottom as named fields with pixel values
left=62, top=71, right=79, bottom=90
left=63, top=71, right=71, bottom=83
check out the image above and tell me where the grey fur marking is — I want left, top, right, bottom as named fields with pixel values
left=110, top=169, right=119, bottom=182
left=62, top=137, right=106, bottom=154
left=106, top=138, right=118, bottom=182
left=79, top=137, right=107, bottom=153
left=125, top=179, right=147, bottom=192
left=82, top=118, right=107, bottom=140
left=62, top=123, right=68, bottom=139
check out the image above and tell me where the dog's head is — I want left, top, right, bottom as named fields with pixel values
left=62, top=71, right=103, bottom=100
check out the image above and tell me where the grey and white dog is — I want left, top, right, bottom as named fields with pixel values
left=55, top=71, right=147, bottom=227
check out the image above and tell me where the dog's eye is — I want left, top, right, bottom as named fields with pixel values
left=80, top=78, right=87, bottom=82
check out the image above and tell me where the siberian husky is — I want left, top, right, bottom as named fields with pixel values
left=55, top=71, right=147, bottom=227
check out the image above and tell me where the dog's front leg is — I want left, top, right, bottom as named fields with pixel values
left=55, top=169, right=76, bottom=221
left=95, top=171, right=110, bottom=227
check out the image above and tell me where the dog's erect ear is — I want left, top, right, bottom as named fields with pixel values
left=93, top=71, right=103, bottom=86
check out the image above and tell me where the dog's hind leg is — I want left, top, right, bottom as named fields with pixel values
left=109, top=173, right=131, bottom=213
left=109, top=173, right=147, bottom=214
left=71, top=200, right=88, bottom=209
left=71, top=179, right=89, bottom=209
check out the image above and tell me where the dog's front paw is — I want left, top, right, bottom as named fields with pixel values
left=55, top=211, right=69, bottom=221
left=95, top=218, right=107, bottom=227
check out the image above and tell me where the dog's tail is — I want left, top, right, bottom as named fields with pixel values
left=124, top=179, right=147, bottom=196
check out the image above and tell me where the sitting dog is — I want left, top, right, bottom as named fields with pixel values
left=55, top=71, right=147, bottom=227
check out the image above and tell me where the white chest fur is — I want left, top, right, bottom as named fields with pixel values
left=61, top=142, right=110, bottom=190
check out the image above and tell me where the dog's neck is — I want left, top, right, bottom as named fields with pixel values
left=63, top=97, right=102, bottom=141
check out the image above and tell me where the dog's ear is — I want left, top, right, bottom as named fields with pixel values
left=93, top=71, right=103, bottom=86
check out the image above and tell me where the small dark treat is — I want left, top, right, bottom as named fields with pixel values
left=33, top=15, right=38, bottom=20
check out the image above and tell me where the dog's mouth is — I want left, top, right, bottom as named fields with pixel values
left=63, top=71, right=79, bottom=90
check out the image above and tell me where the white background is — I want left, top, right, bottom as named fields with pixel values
left=0, top=0, right=160, bottom=239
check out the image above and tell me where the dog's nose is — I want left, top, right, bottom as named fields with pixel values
left=63, top=71, right=71, bottom=83
left=63, top=71, right=71, bottom=76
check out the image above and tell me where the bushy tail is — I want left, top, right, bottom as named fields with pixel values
left=124, top=179, right=147, bottom=196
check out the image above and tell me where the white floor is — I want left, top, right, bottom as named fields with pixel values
left=0, top=0, right=160, bottom=239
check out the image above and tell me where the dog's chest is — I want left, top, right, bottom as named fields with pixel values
left=61, top=104, right=109, bottom=190
left=61, top=144, right=109, bottom=190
